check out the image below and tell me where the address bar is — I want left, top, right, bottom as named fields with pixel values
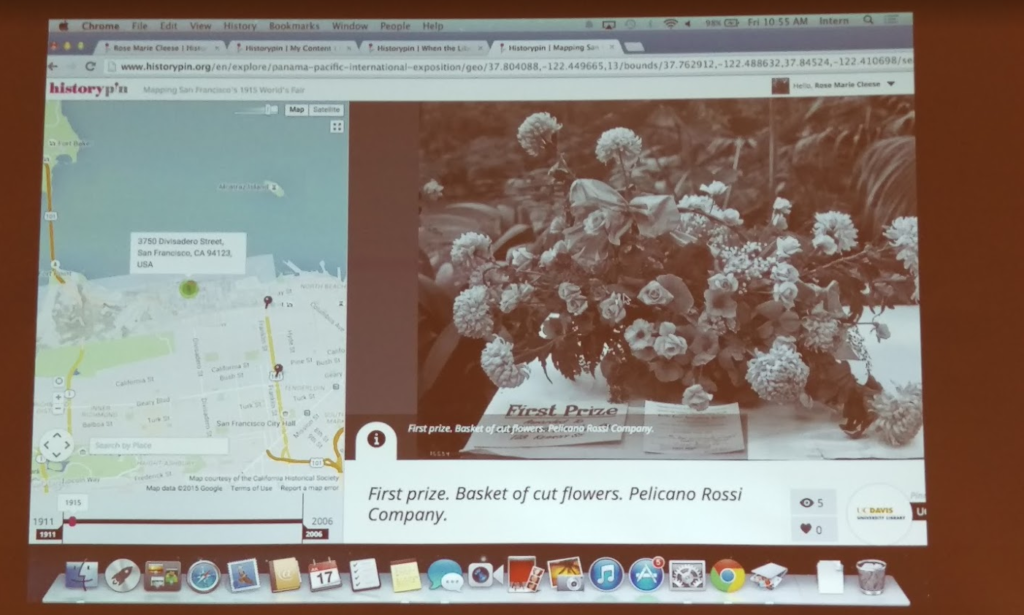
left=102, top=51, right=913, bottom=78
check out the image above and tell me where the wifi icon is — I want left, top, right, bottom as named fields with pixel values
left=664, top=18, right=679, bottom=28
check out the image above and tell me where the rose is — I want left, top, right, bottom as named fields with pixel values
left=776, top=236, right=801, bottom=259
left=812, top=234, right=839, bottom=255
left=700, top=181, right=728, bottom=196
left=506, top=246, right=534, bottom=269
left=708, top=273, right=739, bottom=293
left=599, top=293, right=627, bottom=324
left=565, top=295, right=588, bottom=316
left=682, top=384, right=712, bottom=411
left=583, top=210, right=608, bottom=235
left=874, top=322, right=892, bottom=341
left=774, top=281, right=800, bottom=309
left=653, top=322, right=688, bottom=359
left=771, top=212, right=788, bottom=230
left=558, top=282, right=582, bottom=301
left=624, top=319, right=655, bottom=351
left=772, top=262, right=800, bottom=284
left=638, top=280, right=674, bottom=306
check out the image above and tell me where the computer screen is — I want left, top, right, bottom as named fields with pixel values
left=32, top=13, right=924, bottom=606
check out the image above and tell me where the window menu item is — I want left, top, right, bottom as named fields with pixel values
left=308, top=559, right=343, bottom=592
left=269, top=557, right=302, bottom=593
left=143, top=561, right=181, bottom=592
left=349, top=558, right=381, bottom=592
left=227, top=558, right=261, bottom=593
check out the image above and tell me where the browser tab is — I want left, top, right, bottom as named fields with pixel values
left=489, top=40, right=624, bottom=57
left=94, top=40, right=226, bottom=55
left=361, top=41, right=489, bottom=56
left=229, top=41, right=359, bottom=55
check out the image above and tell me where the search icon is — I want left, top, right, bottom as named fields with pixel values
left=863, top=15, right=875, bottom=25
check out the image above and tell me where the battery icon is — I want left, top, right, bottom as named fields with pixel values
left=724, top=18, right=740, bottom=27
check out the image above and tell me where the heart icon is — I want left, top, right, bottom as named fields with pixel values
left=800, top=523, right=812, bottom=534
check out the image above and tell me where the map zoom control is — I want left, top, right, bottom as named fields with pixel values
left=39, top=429, right=74, bottom=463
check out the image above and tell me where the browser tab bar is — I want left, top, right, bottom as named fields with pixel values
left=361, top=41, right=489, bottom=56
left=94, top=40, right=226, bottom=55
left=490, top=40, right=624, bottom=57
left=229, top=41, right=359, bottom=55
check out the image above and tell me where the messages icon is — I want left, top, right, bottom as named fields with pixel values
left=427, top=559, right=463, bottom=591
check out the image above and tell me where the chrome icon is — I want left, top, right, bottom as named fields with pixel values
left=588, top=557, right=624, bottom=591
left=710, top=559, right=745, bottom=592
left=628, top=557, right=665, bottom=592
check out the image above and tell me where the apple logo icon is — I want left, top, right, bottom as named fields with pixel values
left=58, top=21, right=69, bottom=32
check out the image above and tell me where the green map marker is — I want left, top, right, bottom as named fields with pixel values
left=179, top=280, right=200, bottom=299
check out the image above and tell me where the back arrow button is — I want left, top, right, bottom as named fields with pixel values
left=47, top=62, right=57, bottom=71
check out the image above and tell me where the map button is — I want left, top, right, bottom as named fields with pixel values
left=40, top=429, right=74, bottom=463
left=285, top=104, right=309, bottom=117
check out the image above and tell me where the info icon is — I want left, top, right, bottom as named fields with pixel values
left=368, top=430, right=386, bottom=448
left=588, top=557, right=624, bottom=591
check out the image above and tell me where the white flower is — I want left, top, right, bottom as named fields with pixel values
left=506, top=246, right=534, bottom=270
left=539, top=240, right=567, bottom=267
left=583, top=209, right=609, bottom=235
left=885, top=216, right=919, bottom=301
left=771, top=213, right=788, bottom=230
left=812, top=234, right=839, bottom=255
left=682, top=384, right=712, bottom=411
left=421, top=179, right=444, bottom=201
left=638, top=280, right=673, bottom=306
left=679, top=194, right=715, bottom=212
left=874, top=322, right=892, bottom=341
left=771, top=262, right=800, bottom=284
left=599, top=293, right=628, bottom=324
left=480, top=337, right=530, bottom=388
left=450, top=232, right=493, bottom=277
left=719, top=242, right=774, bottom=284
left=772, top=197, right=792, bottom=215
left=517, top=112, right=562, bottom=157
left=718, top=208, right=743, bottom=227
left=624, top=318, right=655, bottom=352
left=549, top=215, right=567, bottom=234
left=700, top=181, right=729, bottom=196
left=745, top=337, right=810, bottom=404
left=452, top=286, right=494, bottom=339
left=499, top=283, right=533, bottom=313
left=653, top=322, right=688, bottom=359
left=868, top=382, right=923, bottom=446
left=813, top=211, right=858, bottom=253
left=565, top=295, right=588, bottom=316
left=800, top=316, right=842, bottom=352
left=776, top=236, right=802, bottom=259
left=773, top=281, right=800, bottom=309
left=558, top=282, right=582, bottom=300
left=708, top=273, right=739, bottom=293
left=595, top=127, right=643, bottom=166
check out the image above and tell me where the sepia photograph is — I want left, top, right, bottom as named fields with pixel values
left=416, top=97, right=921, bottom=461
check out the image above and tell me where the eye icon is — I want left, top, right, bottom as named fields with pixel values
left=800, top=498, right=814, bottom=508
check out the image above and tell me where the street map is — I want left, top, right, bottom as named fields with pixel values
left=31, top=100, right=348, bottom=541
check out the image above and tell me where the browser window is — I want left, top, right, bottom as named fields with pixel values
left=33, top=13, right=924, bottom=606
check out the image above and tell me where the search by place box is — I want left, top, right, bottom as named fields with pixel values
left=89, top=438, right=229, bottom=455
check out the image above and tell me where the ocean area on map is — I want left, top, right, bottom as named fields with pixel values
left=38, top=101, right=349, bottom=284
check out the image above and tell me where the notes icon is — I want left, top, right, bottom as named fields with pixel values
left=390, top=559, right=422, bottom=593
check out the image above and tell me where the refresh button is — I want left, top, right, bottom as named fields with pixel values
left=85, top=61, right=96, bottom=71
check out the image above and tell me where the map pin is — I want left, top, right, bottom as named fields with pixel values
left=274, top=364, right=283, bottom=376
left=264, top=296, right=273, bottom=309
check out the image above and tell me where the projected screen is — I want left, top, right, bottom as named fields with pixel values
left=31, top=13, right=924, bottom=607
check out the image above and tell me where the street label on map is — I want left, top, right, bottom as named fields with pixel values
left=130, top=232, right=247, bottom=275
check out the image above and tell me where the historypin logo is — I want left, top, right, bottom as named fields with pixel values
left=49, top=82, right=128, bottom=98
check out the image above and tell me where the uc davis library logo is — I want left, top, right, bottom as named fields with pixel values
left=847, top=484, right=915, bottom=545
